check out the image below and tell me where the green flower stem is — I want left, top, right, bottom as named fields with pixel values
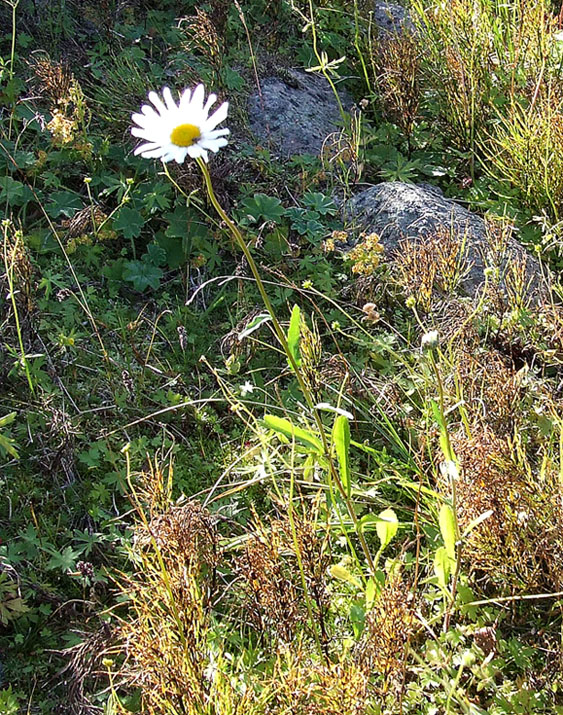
left=196, top=157, right=376, bottom=577
left=7, top=0, right=19, bottom=141
left=430, top=351, right=462, bottom=631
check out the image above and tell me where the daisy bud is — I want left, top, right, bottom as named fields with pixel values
left=421, top=330, right=439, bottom=352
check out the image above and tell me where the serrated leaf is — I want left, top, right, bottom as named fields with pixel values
left=114, top=206, right=145, bottom=240
left=0, top=176, right=24, bottom=205
left=165, top=205, right=208, bottom=240
left=222, top=66, right=245, bottom=90
left=0, top=596, right=29, bottom=625
left=439, top=503, right=457, bottom=561
left=302, top=191, right=337, bottom=215
left=146, top=242, right=167, bottom=266
left=287, top=304, right=301, bottom=369
left=123, top=259, right=163, bottom=291
left=332, top=414, right=351, bottom=497
left=262, top=414, right=323, bottom=454
left=241, top=193, right=286, bottom=224
left=46, top=190, right=83, bottom=218
left=46, top=545, right=80, bottom=573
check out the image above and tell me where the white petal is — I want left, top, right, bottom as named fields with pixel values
left=191, top=84, right=205, bottom=114
left=204, top=102, right=228, bottom=131
left=174, top=147, right=188, bottom=163
left=133, top=142, right=161, bottom=155
left=141, top=104, right=158, bottom=118
left=131, top=127, right=155, bottom=139
left=198, top=137, right=228, bottom=152
left=139, top=147, right=169, bottom=159
left=162, top=87, right=178, bottom=112
left=187, top=144, right=204, bottom=159
left=148, top=90, right=169, bottom=117
left=203, top=128, right=230, bottom=140
left=179, top=87, right=193, bottom=110
left=132, top=112, right=152, bottom=128
left=203, top=92, right=217, bottom=117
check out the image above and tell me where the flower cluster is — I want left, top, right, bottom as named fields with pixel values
left=345, top=232, right=384, bottom=275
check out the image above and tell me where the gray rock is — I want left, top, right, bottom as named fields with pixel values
left=374, top=1, right=414, bottom=35
left=248, top=69, right=350, bottom=158
left=344, top=182, right=542, bottom=298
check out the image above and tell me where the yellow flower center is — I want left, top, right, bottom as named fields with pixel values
left=170, top=123, right=201, bottom=147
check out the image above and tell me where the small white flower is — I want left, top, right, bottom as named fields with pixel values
left=240, top=380, right=254, bottom=397
left=421, top=329, right=439, bottom=352
left=131, top=84, right=229, bottom=163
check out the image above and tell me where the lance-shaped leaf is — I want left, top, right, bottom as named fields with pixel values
left=238, top=313, right=271, bottom=340
left=287, top=304, right=301, bottom=370
left=332, top=414, right=351, bottom=497
left=434, top=545, right=454, bottom=588
left=439, top=503, right=457, bottom=562
left=262, top=414, right=323, bottom=454
left=360, top=508, right=399, bottom=551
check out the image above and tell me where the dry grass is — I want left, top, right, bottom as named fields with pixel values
left=370, top=31, right=421, bottom=147
left=450, top=429, right=563, bottom=592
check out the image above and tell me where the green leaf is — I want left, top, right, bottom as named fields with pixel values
left=0, top=176, right=24, bottom=205
left=332, top=415, right=351, bottom=497
left=46, top=190, right=83, bottom=218
left=439, top=503, right=457, bottom=561
left=262, top=414, right=323, bottom=454
left=0, top=412, right=16, bottom=428
left=222, top=66, right=245, bottom=91
left=359, top=509, right=399, bottom=551
left=287, top=305, right=301, bottom=369
left=241, top=193, right=286, bottom=224
left=434, top=545, right=454, bottom=588
left=0, top=433, right=18, bottom=460
left=431, top=399, right=456, bottom=462
left=0, top=412, right=18, bottom=459
left=365, top=576, right=383, bottom=609
left=349, top=602, right=366, bottom=638
left=165, top=205, right=208, bottom=240
left=302, top=191, right=336, bottom=215
left=114, top=206, right=145, bottom=240
left=155, top=235, right=186, bottom=269
left=146, top=242, right=167, bottom=266
left=238, top=313, right=271, bottom=340
left=330, top=563, right=361, bottom=588
left=123, top=259, right=163, bottom=291
left=46, top=545, right=80, bottom=573
left=375, top=508, right=398, bottom=550
left=263, top=226, right=289, bottom=258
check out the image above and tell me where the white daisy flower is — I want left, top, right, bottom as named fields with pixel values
left=131, top=84, right=229, bottom=163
